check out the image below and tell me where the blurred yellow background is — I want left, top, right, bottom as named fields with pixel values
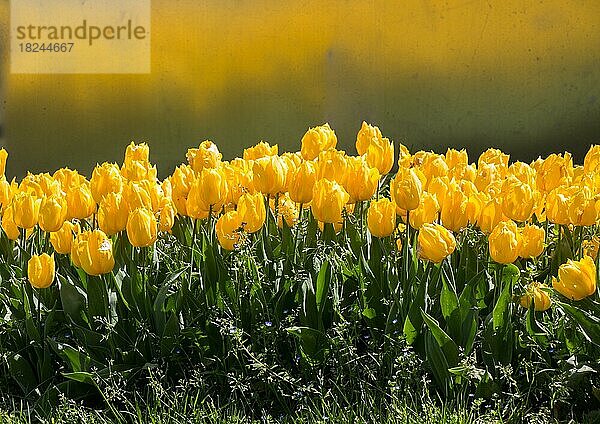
left=1, top=0, right=599, bottom=178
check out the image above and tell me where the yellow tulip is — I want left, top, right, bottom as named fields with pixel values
left=273, top=193, right=299, bottom=228
left=98, top=192, right=129, bottom=236
left=121, top=159, right=157, bottom=182
left=0, top=148, right=7, bottom=177
left=243, top=141, right=278, bottom=161
left=316, top=149, right=348, bottom=186
left=440, top=182, right=469, bottom=232
left=398, top=143, right=412, bottom=168
left=216, top=210, right=243, bottom=251
left=474, top=162, right=501, bottom=192
left=50, top=221, right=80, bottom=254
left=445, top=148, right=468, bottom=171
left=364, top=137, right=394, bottom=175
left=568, top=186, right=597, bottom=226
left=39, top=195, right=68, bottom=233
left=419, top=153, right=448, bottom=182
left=488, top=220, right=522, bottom=264
left=417, top=223, right=457, bottom=263
left=391, top=167, right=422, bottom=211
left=409, top=192, right=439, bottom=229
left=355, top=121, right=383, bottom=156
left=519, top=224, right=545, bottom=259
left=1, top=205, right=20, bottom=240
left=508, top=161, right=536, bottom=187
left=477, top=199, right=507, bottom=234
left=124, top=181, right=153, bottom=212
left=311, top=178, right=350, bottom=224
left=546, top=186, right=575, bottom=225
left=344, top=156, right=379, bottom=204
left=90, top=162, right=123, bottom=203
left=536, top=153, right=573, bottom=193
left=187, top=140, right=222, bottom=172
left=478, top=148, right=509, bottom=178
left=520, top=282, right=551, bottom=311
left=583, top=237, right=599, bottom=261
left=66, top=183, right=96, bottom=220
left=252, top=155, right=287, bottom=196
left=288, top=161, right=317, bottom=205
left=11, top=191, right=41, bottom=229
left=501, top=176, right=535, bottom=222
left=0, top=177, right=13, bottom=208
left=53, top=168, right=86, bottom=191
left=584, top=145, right=600, bottom=174
left=301, top=123, right=337, bottom=160
left=187, top=168, right=228, bottom=218
left=28, top=253, right=55, bottom=289
left=552, top=256, right=597, bottom=300
left=159, top=201, right=176, bottom=233
left=72, top=230, right=115, bottom=275
left=127, top=208, right=158, bottom=247
left=124, top=141, right=150, bottom=164
left=237, top=192, right=266, bottom=233
left=367, top=198, right=396, bottom=238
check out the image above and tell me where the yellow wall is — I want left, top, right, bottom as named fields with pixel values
left=1, top=0, right=600, bottom=177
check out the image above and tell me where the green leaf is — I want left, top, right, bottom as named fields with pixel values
left=58, top=273, right=87, bottom=325
left=440, top=263, right=459, bottom=320
left=7, top=353, right=37, bottom=395
left=362, top=308, right=376, bottom=319
left=315, top=260, right=331, bottom=314
left=421, top=309, right=459, bottom=367
left=493, top=264, right=519, bottom=330
left=558, top=301, right=600, bottom=347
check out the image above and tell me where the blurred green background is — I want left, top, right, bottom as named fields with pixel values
left=1, top=0, right=599, bottom=179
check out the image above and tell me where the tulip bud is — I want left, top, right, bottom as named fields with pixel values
left=28, top=253, right=55, bottom=289
left=1, top=205, right=20, bottom=240
left=39, top=195, right=68, bottom=233
left=301, top=123, right=337, bottom=160
left=364, top=137, right=394, bottom=175
left=288, top=161, right=317, bottom=205
left=409, top=192, right=439, bottom=229
left=391, top=167, right=422, bottom=211
left=520, top=282, right=551, bottom=311
left=310, top=178, right=350, bottom=224
left=519, top=224, right=545, bottom=259
left=344, top=157, right=379, bottom=204
left=50, top=221, right=80, bottom=254
left=552, top=256, right=597, bottom=300
left=11, top=191, right=41, bottom=229
left=216, top=210, right=243, bottom=250
left=252, top=156, right=286, bottom=196
left=0, top=148, right=7, bottom=177
left=243, top=141, right=278, bottom=161
left=66, top=183, right=96, bottom=220
left=187, top=140, right=222, bottom=171
left=237, top=192, right=266, bottom=233
left=187, top=168, right=228, bottom=218
left=488, top=220, right=522, bottom=264
left=417, top=223, right=457, bottom=263
left=90, top=162, right=123, bottom=203
left=159, top=201, right=176, bottom=233
left=72, top=230, right=115, bottom=275
left=127, top=208, right=158, bottom=247
left=98, top=192, right=129, bottom=235
left=367, top=198, right=396, bottom=238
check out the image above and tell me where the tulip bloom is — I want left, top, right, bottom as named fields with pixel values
left=1, top=206, right=20, bottom=240
left=28, top=253, right=55, bottom=289
left=288, top=161, right=317, bottom=205
left=11, top=191, right=41, bottom=229
left=440, top=183, right=469, bottom=232
left=72, top=230, right=115, bottom=275
left=552, top=256, right=597, bottom=301
left=316, top=149, right=348, bottom=186
left=127, top=208, right=158, bottom=247
left=311, top=179, right=350, bottom=224
left=216, top=210, right=243, bottom=251
left=344, top=157, right=379, bottom=204
left=501, top=177, right=535, bottom=222
left=98, top=192, right=129, bottom=236
left=187, top=168, right=228, bottom=218
left=187, top=140, right=222, bottom=171
left=243, top=141, right=278, bottom=161
left=417, top=223, right=457, bottom=263
left=355, top=121, right=383, bottom=156
left=159, top=201, right=176, bottom=233
left=50, top=221, right=80, bottom=254
left=488, top=220, right=522, bottom=264
left=519, top=224, right=545, bottom=259
left=364, top=137, right=394, bottom=175
left=252, top=155, right=287, bottom=196
left=520, top=282, right=551, bottom=311
left=391, top=167, right=422, bottom=211
left=367, top=198, right=396, bottom=238
left=66, top=184, right=96, bottom=220
left=301, top=123, right=337, bottom=160
left=90, top=162, right=123, bottom=203
left=0, top=148, right=7, bottom=177
left=38, top=194, right=68, bottom=233
left=237, top=192, right=266, bottom=233
left=409, top=192, right=439, bottom=229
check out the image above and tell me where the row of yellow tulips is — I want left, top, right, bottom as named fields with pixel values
left=0, top=122, right=598, bottom=310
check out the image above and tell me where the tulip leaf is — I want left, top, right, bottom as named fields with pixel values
left=7, top=353, right=38, bottom=395
left=493, top=264, right=519, bottom=330
left=58, top=273, right=88, bottom=326
left=421, top=309, right=459, bottom=367
left=557, top=301, right=600, bottom=347
left=440, top=262, right=459, bottom=320
left=315, top=260, right=331, bottom=315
